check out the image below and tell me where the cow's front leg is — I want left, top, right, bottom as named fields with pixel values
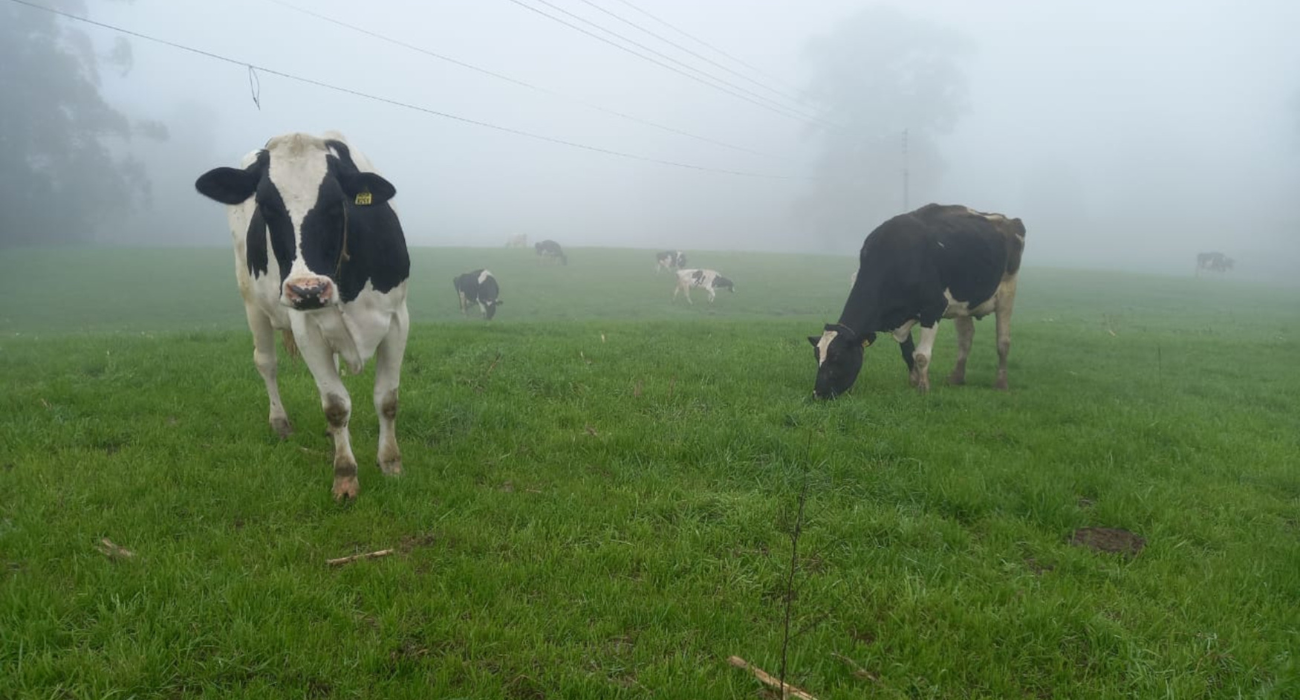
left=245, top=305, right=292, bottom=439
left=912, top=323, right=940, bottom=394
left=949, top=315, right=975, bottom=385
left=373, top=309, right=409, bottom=477
left=298, top=336, right=359, bottom=500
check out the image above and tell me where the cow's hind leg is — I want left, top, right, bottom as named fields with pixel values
left=912, top=323, right=940, bottom=394
left=948, top=315, right=975, bottom=386
left=374, top=308, right=409, bottom=477
left=297, top=329, right=360, bottom=500
left=994, top=280, right=1018, bottom=390
left=246, top=305, right=292, bottom=439
left=897, top=333, right=918, bottom=387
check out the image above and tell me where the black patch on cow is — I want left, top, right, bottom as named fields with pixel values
left=245, top=205, right=269, bottom=278
left=535, top=240, right=567, bottom=265
left=198, top=141, right=409, bottom=302
left=812, top=203, right=1025, bottom=397
left=691, top=270, right=705, bottom=284
left=453, top=269, right=501, bottom=319
left=898, top=333, right=916, bottom=372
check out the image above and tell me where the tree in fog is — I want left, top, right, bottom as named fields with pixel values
left=0, top=0, right=161, bottom=248
left=798, top=5, right=973, bottom=247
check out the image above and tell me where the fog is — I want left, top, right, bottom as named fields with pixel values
left=5, top=0, right=1299, bottom=279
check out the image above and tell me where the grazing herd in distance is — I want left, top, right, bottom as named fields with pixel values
left=193, top=130, right=1236, bottom=498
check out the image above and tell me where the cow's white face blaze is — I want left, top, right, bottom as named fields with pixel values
left=195, top=133, right=397, bottom=312
left=808, top=325, right=867, bottom=399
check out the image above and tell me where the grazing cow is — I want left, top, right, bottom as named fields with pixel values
left=195, top=131, right=410, bottom=500
left=673, top=268, right=735, bottom=304
left=810, top=204, right=1026, bottom=399
left=535, top=239, right=568, bottom=265
left=505, top=234, right=528, bottom=248
left=453, top=269, right=503, bottom=320
left=655, top=250, right=687, bottom=273
left=1196, top=251, right=1234, bottom=275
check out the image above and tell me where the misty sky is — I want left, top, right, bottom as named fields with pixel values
left=75, top=0, right=1300, bottom=275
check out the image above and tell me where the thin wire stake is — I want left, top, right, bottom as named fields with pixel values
left=248, top=65, right=261, bottom=110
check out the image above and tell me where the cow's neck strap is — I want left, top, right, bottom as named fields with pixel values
left=335, top=203, right=352, bottom=280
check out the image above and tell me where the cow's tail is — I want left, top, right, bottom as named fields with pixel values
left=1004, top=218, right=1027, bottom=276
left=281, top=329, right=300, bottom=360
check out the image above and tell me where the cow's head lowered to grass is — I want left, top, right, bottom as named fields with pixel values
left=809, top=323, right=875, bottom=399
left=195, top=134, right=396, bottom=310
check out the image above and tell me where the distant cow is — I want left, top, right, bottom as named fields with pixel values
left=656, top=250, right=687, bottom=273
left=505, top=234, right=528, bottom=248
left=673, top=268, right=735, bottom=304
left=195, top=131, right=410, bottom=500
left=810, top=204, right=1026, bottom=398
left=535, top=239, right=567, bottom=265
left=1196, top=251, right=1234, bottom=275
left=453, top=269, right=502, bottom=320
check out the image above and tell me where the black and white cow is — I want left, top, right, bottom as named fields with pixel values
left=673, top=268, right=735, bottom=304
left=656, top=250, right=687, bottom=273
left=535, top=239, right=567, bottom=265
left=810, top=204, right=1026, bottom=399
left=1196, top=251, right=1234, bottom=275
left=195, top=131, right=410, bottom=500
left=453, top=269, right=502, bottom=320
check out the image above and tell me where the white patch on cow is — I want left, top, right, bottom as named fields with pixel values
left=942, top=288, right=996, bottom=318
left=891, top=319, right=917, bottom=343
left=265, top=133, right=331, bottom=290
left=816, top=330, right=837, bottom=366
left=477, top=269, right=492, bottom=284
left=966, top=207, right=1006, bottom=222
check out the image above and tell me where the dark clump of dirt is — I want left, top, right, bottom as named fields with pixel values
left=1025, top=556, right=1055, bottom=575
left=849, top=627, right=877, bottom=646
left=1069, top=527, right=1145, bottom=556
left=399, top=533, right=437, bottom=552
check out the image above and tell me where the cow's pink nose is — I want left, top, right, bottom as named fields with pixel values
left=285, top=279, right=332, bottom=307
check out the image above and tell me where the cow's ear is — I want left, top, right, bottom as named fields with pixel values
left=808, top=336, right=820, bottom=347
left=862, top=332, right=877, bottom=348
left=195, top=166, right=260, bottom=204
left=340, top=171, right=396, bottom=206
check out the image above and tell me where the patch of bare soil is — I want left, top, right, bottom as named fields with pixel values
left=1069, top=527, right=1145, bottom=556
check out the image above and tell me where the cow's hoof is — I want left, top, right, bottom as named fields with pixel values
left=994, top=379, right=1009, bottom=391
left=916, top=381, right=930, bottom=394
left=271, top=417, right=293, bottom=440
left=332, top=476, right=360, bottom=501
left=379, top=457, right=403, bottom=477
left=947, top=373, right=966, bottom=386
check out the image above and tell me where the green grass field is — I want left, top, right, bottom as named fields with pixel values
left=1, top=246, right=1298, bottom=699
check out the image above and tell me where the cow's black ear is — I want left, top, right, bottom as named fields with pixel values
left=808, top=336, right=820, bottom=347
left=196, top=166, right=260, bottom=204
left=340, top=171, right=396, bottom=206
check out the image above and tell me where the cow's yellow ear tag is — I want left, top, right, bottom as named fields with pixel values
left=861, top=338, right=871, bottom=348
left=354, top=192, right=373, bottom=206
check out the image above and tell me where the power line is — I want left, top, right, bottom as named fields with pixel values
left=265, top=0, right=797, bottom=163
left=609, top=0, right=815, bottom=103
left=573, top=0, right=816, bottom=112
left=503, top=0, right=838, bottom=131
left=6, top=0, right=815, bottom=181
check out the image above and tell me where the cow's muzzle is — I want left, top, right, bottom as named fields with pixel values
left=283, top=278, right=335, bottom=310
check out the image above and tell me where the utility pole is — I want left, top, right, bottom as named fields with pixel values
left=901, top=128, right=910, bottom=212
